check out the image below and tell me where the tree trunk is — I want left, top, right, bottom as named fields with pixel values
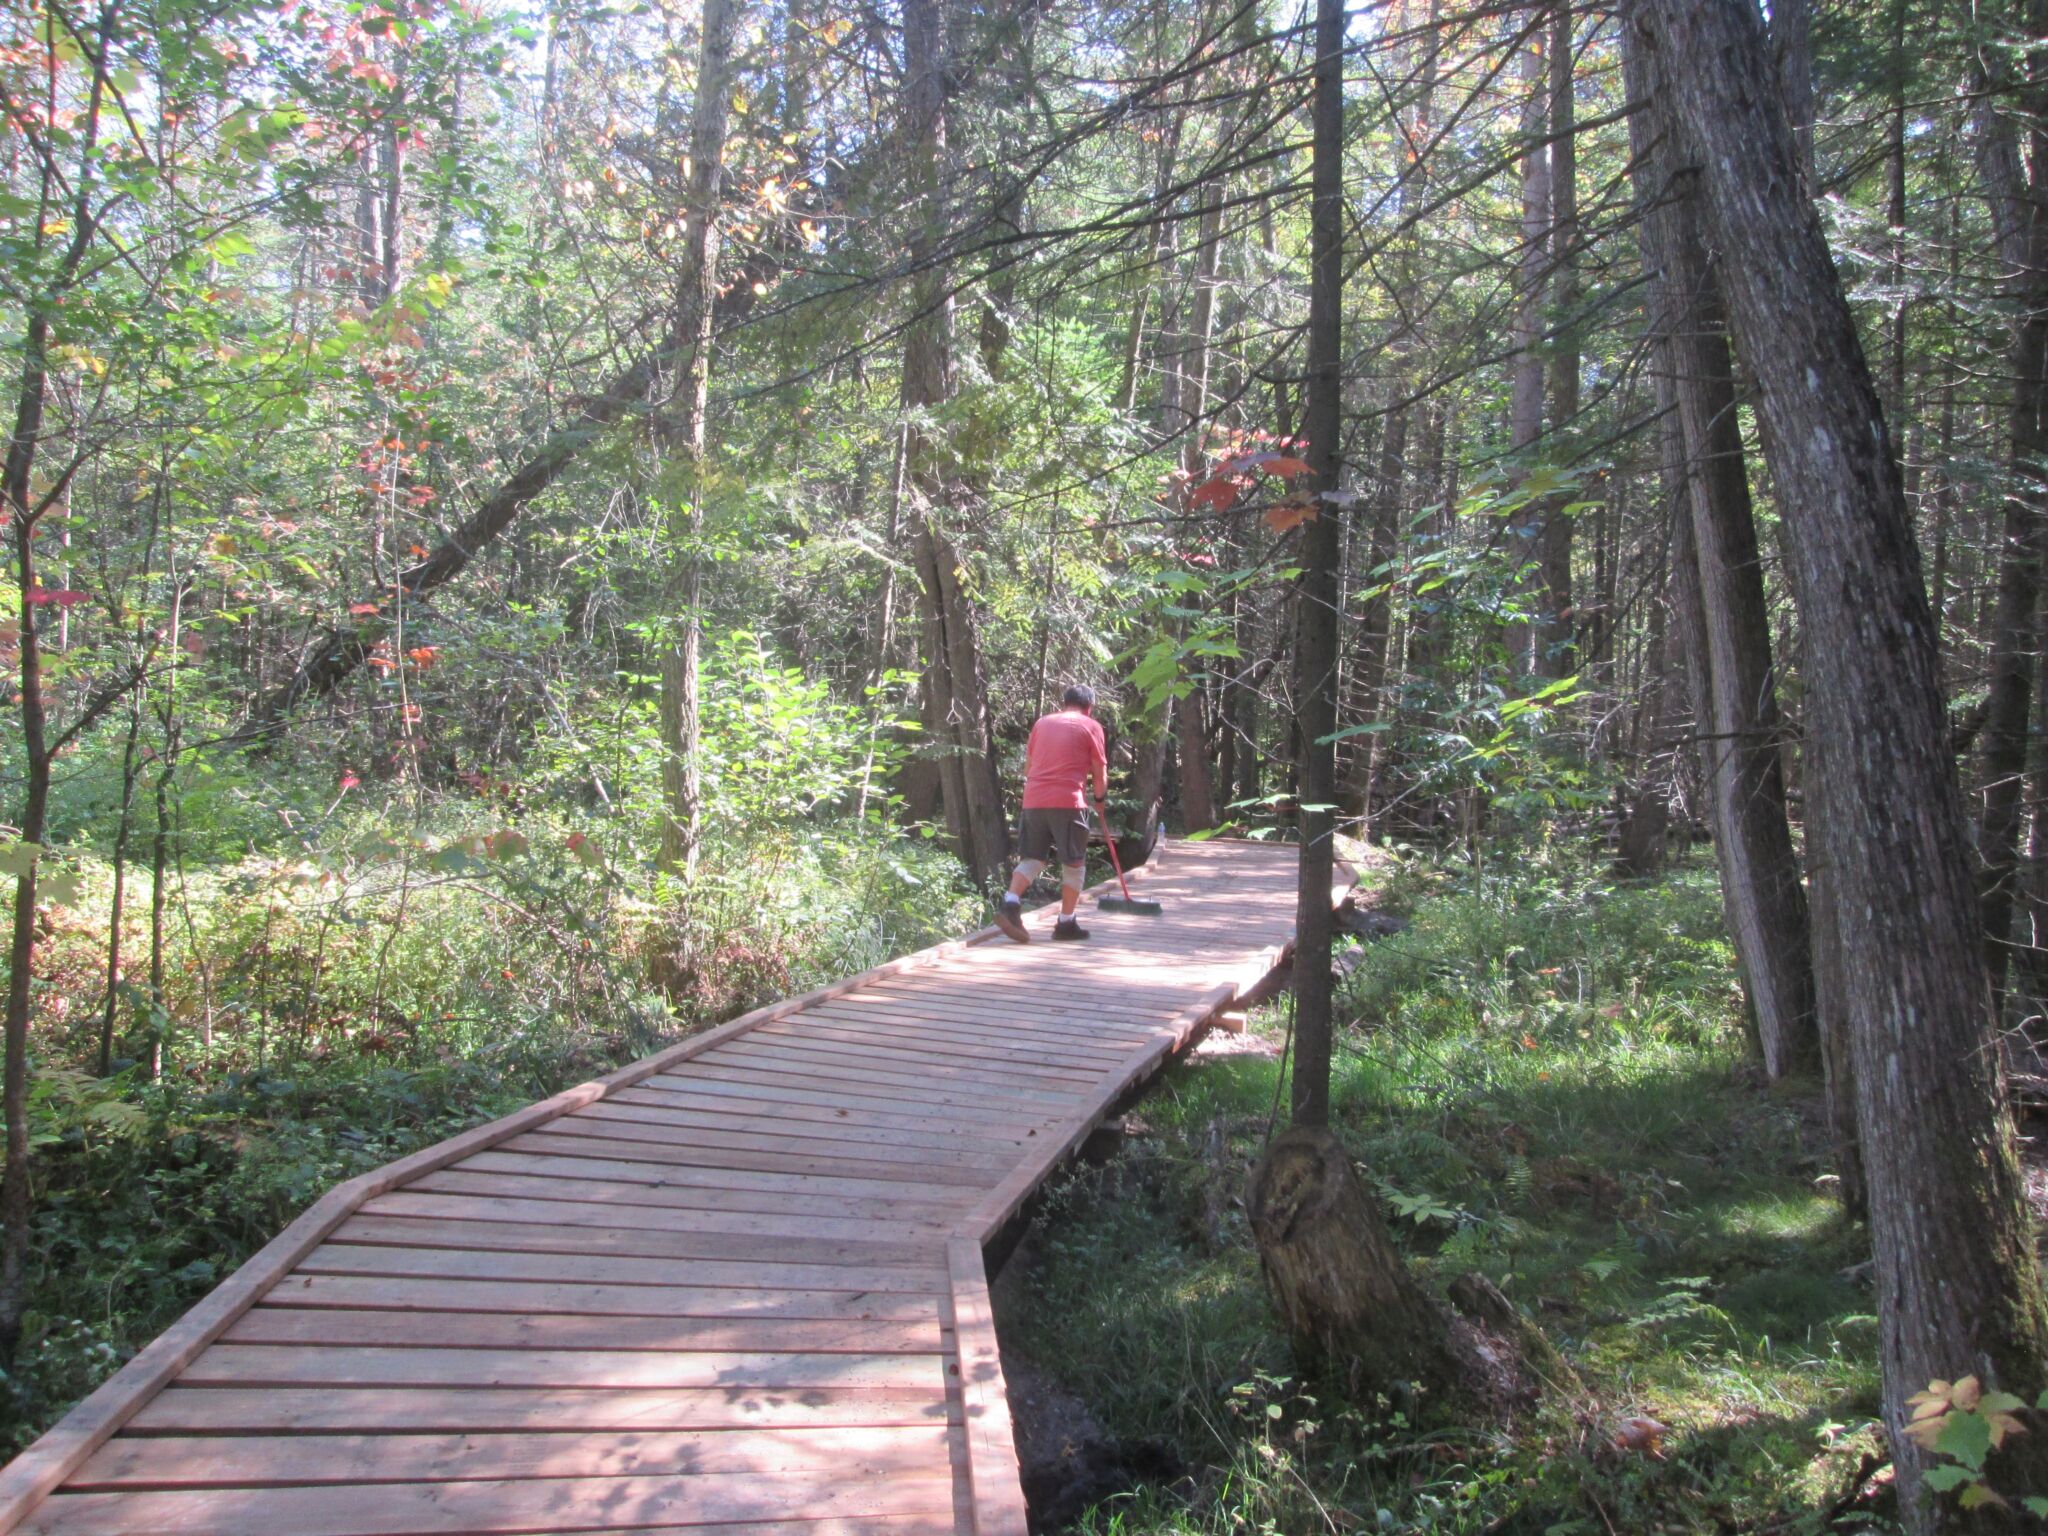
left=1631, top=0, right=2048, bottom=1520
left=1290, top=0, right=1344, bottom=1129
left=899, top=0, right=1004, bottom=890
left=1538, top=0, right=1578, bottom=680
left=98, top=700, right=144, bottom=1076
left=656, top=0, right=741, bottom=882
left=1247, top=1128, right=1551, bottom=1416
left=1969, top=26, right=2048, bottom=1006
left=1342, top=406, right=1403, bottom=823
left=1625, top=32, right=1817, bottom=1079
left=1508, top=19, right=1549, bottom=677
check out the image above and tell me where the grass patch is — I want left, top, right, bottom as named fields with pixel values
left=1003, top=851, right=1890, bottom=1534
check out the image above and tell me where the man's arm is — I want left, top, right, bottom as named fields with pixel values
left=1091, top=728, right=1109, bottom=806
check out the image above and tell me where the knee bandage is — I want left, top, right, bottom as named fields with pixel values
left=1016, top=858, right=1047, bottom=881
left=1061, top=862, right=1085, bottom=892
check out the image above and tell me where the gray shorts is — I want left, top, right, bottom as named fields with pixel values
left=1016, top=806, right=1089, bottom=867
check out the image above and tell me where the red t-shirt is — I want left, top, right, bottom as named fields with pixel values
left=1022, top=709, right=1107, bottom=810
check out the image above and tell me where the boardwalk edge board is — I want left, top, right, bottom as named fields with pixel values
left=0, top=839, right=1342, bottom=1536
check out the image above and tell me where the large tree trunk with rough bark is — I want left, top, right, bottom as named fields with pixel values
left=1624, top=31, right=1817, bottom=1080
left=1632, top=0, right=2048, bottom=1522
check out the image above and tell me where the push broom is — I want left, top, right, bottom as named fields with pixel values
left=1092, top=800, right=1164, bottom=916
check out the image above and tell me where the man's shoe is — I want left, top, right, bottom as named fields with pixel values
left=994, top=896, right=1030, bottom=944
left=1052, top=917, right=1090, bottom=942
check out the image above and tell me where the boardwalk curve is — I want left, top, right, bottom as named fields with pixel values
left=0, top=838, right=1335, bottom=1535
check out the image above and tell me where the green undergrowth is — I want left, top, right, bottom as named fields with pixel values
left=0, top=809, right=980, bottom=1456
left=1005, top=851, right=1888, bottom=1535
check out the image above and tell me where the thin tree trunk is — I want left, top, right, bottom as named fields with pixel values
left=1631, top=0, right=2048, bottom=1519
left=98, top=700, right=144, bottom=1076
left=1, top=5, right=114, bottom=1359
left=1508, top=21, right=1549, bottom=677
left=1538, top=0, right=1578, bottom=679
left=1290, top=0, right=1344, bottom=1130
left=656, top=0, right=742, bottom=882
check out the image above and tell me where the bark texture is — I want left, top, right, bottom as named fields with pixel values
left=1969, top=32, right=2048, bottom=1004
left=1290, top=0, right=1344, bottom=1128
left=1247, top=1128, right=1554, bottom=1415
left=1624, top=29, right=1816, bottom=1080
left=1631, top=0, right=2048, bottom=1521
left=656, top=0, right=741, bottom=880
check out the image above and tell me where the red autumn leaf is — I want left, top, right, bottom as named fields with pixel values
left=407, top=645, right=439, bottom=669
left=25, top=587, right=87, bottom=607
left=566, top=831, right=605, bottom=869
left=339, top=771, right=361, bottom=790
left=1191, top=478, right=1240, bottom=511
left=1259, top=455, right=1312, bottom=479
left=1263, top=498, right=1318, bottom=533
left=349, top=602, right=381, bottom=617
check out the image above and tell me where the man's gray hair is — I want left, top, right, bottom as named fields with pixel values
left=1062, top=684, right=1097, bottom=709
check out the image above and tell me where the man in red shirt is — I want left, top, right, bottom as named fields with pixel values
left=995, top=684, right=1109, bottom=943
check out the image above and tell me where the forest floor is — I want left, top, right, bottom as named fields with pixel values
left=996, top=851, right=1896, bottom=1535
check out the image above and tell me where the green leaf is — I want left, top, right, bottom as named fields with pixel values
left=39, top=868, right=83, bottom=906
left=1958, top=1483, right=2007, bottom=1511
left=430, top=838, right=487, bottom=874
left=1934, top=1409, right=1994, bottom=1474
left=1978, top=1391, right=2027, bottom=1417
left=1922, top=1466, right=1971, bottom=1493
left=2022, top=1496, right=2047, bottom=1516
left=0, top=841, right=41, bottom=878
left=1316, top=722, right=1391, bottom=745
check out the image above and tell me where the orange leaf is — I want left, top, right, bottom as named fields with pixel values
left=1259, top=455, right=1312, bottom=479
left=349, top=602, right=380, bottom=617
left=1612, top=1417, right=1668, bottom=1458
left=1263, top=498, right=1317, bottom=533
left=1191, top=477, right=1240, bottom=512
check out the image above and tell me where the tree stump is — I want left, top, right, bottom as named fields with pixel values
left=1246, top=1126, right=1555, bottom=1418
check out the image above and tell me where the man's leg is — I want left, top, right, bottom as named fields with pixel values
left=1051, top=815, right=1090, bottom=940
left=995, top=812, right=1046, bottom=943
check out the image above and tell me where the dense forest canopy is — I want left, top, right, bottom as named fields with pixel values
left=6, top=0, right=2048, bottom=1526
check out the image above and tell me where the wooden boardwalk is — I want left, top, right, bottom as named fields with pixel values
left=0, top=838, right=1327, bottom=1536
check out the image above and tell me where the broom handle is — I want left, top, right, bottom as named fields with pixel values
left=1094, top=799, right=1139, bottom=902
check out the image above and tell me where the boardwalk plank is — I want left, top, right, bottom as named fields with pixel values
left=334, top=1210, right=936, bottom=1271
left=700, top=1046, right=1089, bottom=1106
left=129, top=1386, right=958, bottom=1436
left=226, top=1307, right=942, bottom=1355
left=259, top=1274, right=945, bottom=1324
left=74, top=1427, right=957, bottom=1489
left=180, top=1343, right=947, bottom=1393
left=421, top=1159, right=968, bottom=1220
left=297, top=1243, right=949, bottom=1295
left=396, top=1176, right=952, bottom=1240
left=21, top=1475, right=960, bottom=1535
